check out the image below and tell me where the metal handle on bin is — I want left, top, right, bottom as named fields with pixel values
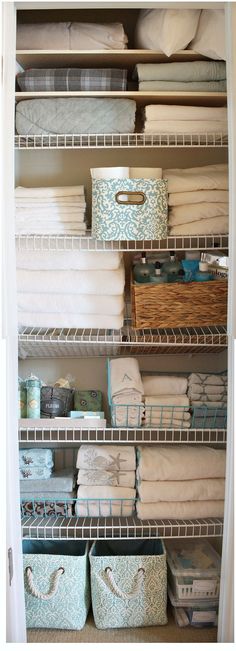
left=25, top=566, right=65, bottom=600
left=115, top=191, right=146, bottom=206
left=104, top=566, right=145, bottom=600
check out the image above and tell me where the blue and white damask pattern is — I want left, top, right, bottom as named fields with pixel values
left=23, top=541, right=90, bottom=629
left=90, top=541, right=167, bottom=629
left=92, top=178, right=168, bottom=241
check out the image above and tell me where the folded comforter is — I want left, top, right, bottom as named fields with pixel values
left=18, top=293, right=124, bottom=315
left=138, top=478, right=225, bottom=502
left=137, top=445, right=226, bottom=481
left=136, top=500, right=224, bottom=520
left=17, top=263, right=125, bottom=295
left=17, top=68, right=127, bottom=92
left=16, top=250, right=123, bottom=271
left=16, top=99, right=136, bottom=135
left=136, top=61, right=226, bottom=82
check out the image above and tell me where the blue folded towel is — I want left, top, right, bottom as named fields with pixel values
left=19, top=448, right=54, bottom=469
left=20, top=466, right=52, bottom=480
left=20, top=467, right=75, bottom=491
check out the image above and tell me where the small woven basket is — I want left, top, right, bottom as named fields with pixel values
left=131, top=275, right=227, bottom=329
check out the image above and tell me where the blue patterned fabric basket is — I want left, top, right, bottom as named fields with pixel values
left=90, top=539, right=167, bottom=629
left=23, top=540, right=90, bottom=629
left=92, top=178, right=168, bottom=240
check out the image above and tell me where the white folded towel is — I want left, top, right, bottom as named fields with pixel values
left=144, top=120, right=227, bottom=135
left=18, top=293, right=124, bottom=316
left=136, top=500, right=224, bottom=520
left=168, top=190, right=228, bottom=206
left=16, top=250, right=123, bottom=271
left=77, top=468, right=135, bottom=488
left=137, top=445, right=226, bottom=481
left=163, top=164, right=228, bottom=193
left=111, top=404, right=144, bottom=428
left=144, top=395, right=190, bottom=428
left=18, top=312, right=124, bottom=329
left=169, top=202, right=228, bottom=227
left=16, top=213, right=86, bottom=224
left=144, top=418, right=191, bottom=429
left=17, top=262, right=125, bottom=295
left=75, top=486, right=135, bottom=517
left=16, top=196, right=85, bottom=206
left=169, top=215, right=228, bottom=236
left=16, top=225, right=87, bottom=235
left=145, top=105, right=227, bottom=122
left=16, top=206, right=86, bottom=217
left=109, top=357, right=144, bottom=398
left=145, top=395, right=190, bottom=409
left=112, top=392, right=143, bottom=405
left=137, top=478, right=225, bottom=503
left=15, top=185, right=84, bottom=198
left=76, top=445, right=136, bottom=471
left=142, top=375, right=188, bottom=396
left=188, top=373, right=227, bottom=386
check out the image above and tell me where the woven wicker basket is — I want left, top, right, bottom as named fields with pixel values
left=131, top=275, right=227, bottom=329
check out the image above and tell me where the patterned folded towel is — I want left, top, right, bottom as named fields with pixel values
left=77, top=468, right=135, bottom=487
left=17, top=68, right=128, bottom=92
left=20, top=467, right=75, bottom=492
left=20, top=499, right=74, bottom=517
left=20, top=466, right=52, bottom=480
left=76, top=445, right=136, bottom=471
left=19, top=448, right=53, bottom=468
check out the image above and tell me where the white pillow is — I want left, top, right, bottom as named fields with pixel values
left=189, top=9, right=226, bottom=60
left=135, top=9, right=201, bottom=56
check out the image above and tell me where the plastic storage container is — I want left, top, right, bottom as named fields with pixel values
left=168, top=586, right=218, bottom=628
left=165, top=540, right=221, bottom=601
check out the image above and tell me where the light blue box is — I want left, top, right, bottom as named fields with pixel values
left=68, top=411, right=105, bottom=419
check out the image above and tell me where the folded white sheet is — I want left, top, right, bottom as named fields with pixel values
left=16, top=250, right=123, bottom=271
left=163, top=164, right=228, bottom=193
left=75, top=486, right=135, bottom=517
left=16, top=196, right=85, bottom=206
left=18, top=293, right=124, bottom=316
left=16, top=227, right=87, bottom=235
left=15, top=185, right=84, bottom=198
left=77, top=468, right=135, bottom=488
left=16, top=205, right=86, bottom=216
left=17, top=262, right=125, bottom=295
left=144, top=120, right=227, bottom=135
left=18, top=312, right=124, bottom=329
left=16, top=213, right=86, bottom=223
left=137, top=445, right=226, bottom=481
left=138, top=478, right=225, bottom=503
left=109, top=357, right=144, bottom=398
left=145, top=105, right=227, bottom=122
left=169, top=215, right=228, bottom=236
left=188, top=373, right=227, bottom=386
left=169, top=202, right=228, bottom=227
left=168, top=190, right=228, bottom=206
left=142, top=375, right=188, bottom=396
left=136, top=500, right=224, bottom=520
left=76, top=444, right=136, bottom=471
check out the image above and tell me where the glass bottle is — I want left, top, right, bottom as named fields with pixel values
left=149, top=261, right=168, bottom=284
left=133, top=252, right=154, bottom=283
left=162, top=251, right=181, bottom=282
left=195, top=261, right=213, bottom=282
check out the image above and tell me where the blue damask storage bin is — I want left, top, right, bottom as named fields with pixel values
left=23, top=540, right=90, bottom=629
left=92, top=178, right=168, bottom=240
left=90, top=539, right=167, bottom=629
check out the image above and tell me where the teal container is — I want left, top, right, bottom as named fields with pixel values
left=26, top=378, right=41, bottom=418
left=18, top=379, right=27, bottom=418
left=23, top=540, right=90, bottom=629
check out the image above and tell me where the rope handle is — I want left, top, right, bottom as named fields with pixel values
left=104, top=566, right=145, bottom=600
left=25, top=566, right=65, bottom=601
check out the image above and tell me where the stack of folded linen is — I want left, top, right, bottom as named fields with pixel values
left=17, top=68, right=128, bottom=92
left=20, top=467, right=76, bottom=517
left=164, top=163, right=228, bottom=236
left=75, top=445, right=136, bottom=516
left=15, top=185, right=87, bottom=236
left=136, top=445, right=226, bottom=520
left=16, top=22, right=128, bottom=50
left=16, top=250, right=125, bottom=329
left=109, top=357, right=144, bottom=427
left=142, top=375, right=190, bottom=429
left=19, top=448, right=54, bottom=481
left=188, top=372, right=227, bottom=428
left=143, top=105, right=228, bottom=137
left=136, top=61, right=226, bottom=92
left=15, top=98, right=136, bottom=135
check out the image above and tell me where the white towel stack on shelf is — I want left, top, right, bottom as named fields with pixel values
left=143, top=105, right=228, bottom=137
left=109, top=358, right=145, bottom=427
left=136, top=445, right=226, bottom=520
left=75, top=445, right=136, bottom=516
left=17, top=251, right=125, bottom=329
left=188, top=372, right=227, bottom=428
left=142, top=375, right=190, bottom=428
left=15, top=185, right=87, bottom=235
left=163, top=163, right=229, bottom=236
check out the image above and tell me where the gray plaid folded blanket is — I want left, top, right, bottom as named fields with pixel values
left=17, top=68, right=127, bottom=91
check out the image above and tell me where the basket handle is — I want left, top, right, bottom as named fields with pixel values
left=25, top=566, right=65, bottom=601
left=115, top=191, right=146, bottom=206
left=104, top=566, right=145, bottom=600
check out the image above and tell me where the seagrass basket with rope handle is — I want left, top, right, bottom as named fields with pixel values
left=131, top=274, right=227, bottom=329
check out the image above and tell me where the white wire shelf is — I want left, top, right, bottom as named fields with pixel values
left=15, top=133, right=228, bottom=149
left=18, top=422, right=227, bottom=445
left=21, top=515, right=224, bottom=540
left=18, top=323, right=227, bottom=359
left=15, top=232, right=228, bottom=253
